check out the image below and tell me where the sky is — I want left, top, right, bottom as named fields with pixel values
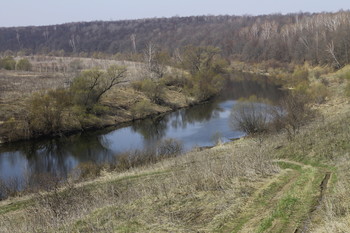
left=0, top=0, right=349, bottom=27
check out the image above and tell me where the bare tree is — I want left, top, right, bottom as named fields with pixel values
left=71, top=65, right=127, bottom=111
left=143, top=41, right=166, bottom=79
left=326, top=40, right=341, bottom=68
left=130, top=34, right=137, bottom=53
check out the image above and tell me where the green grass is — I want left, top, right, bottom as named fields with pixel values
left=257, top=165, right=321, bottom=233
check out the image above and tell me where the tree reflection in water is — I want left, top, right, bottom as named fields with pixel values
left=0, top=73, right=285, bottom=191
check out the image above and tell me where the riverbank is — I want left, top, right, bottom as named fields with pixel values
left=0, top=70, right=200, bottom=144
left=0, top=66, right=349, bottom=232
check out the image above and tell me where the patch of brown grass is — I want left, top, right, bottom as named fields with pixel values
left=0, top=134, right=279, bottom=232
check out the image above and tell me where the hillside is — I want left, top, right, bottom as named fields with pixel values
left=1, top=11, right=350, bottom=67
left=0, top=67, right=349, bottom=232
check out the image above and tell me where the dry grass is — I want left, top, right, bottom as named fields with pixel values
left=1, top=65, right=350, bottom=232
left=0, top=134, right=279, bottom=232
left=0, top=70, right=69, bottom=102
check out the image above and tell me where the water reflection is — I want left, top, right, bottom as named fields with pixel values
left=0, top=73, right=284, bottom=189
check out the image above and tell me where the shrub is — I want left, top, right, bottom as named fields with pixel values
left=0, top=56, right=16, bottom=70
left=271, top=91, right=314, bottom=138
left=72, top=106, right=102, bottom=129
left=74, top=162, right=103, bottom=180
left=131, top=80, right=143, bottom=91
left=308, top=82, right=329, bottom=104
left=287, top=66, right=310, bottom=87
left=337, top=69, right=350, bottom=80
left=68, top=59, right=83, bottom=72
left=162, top=73, right=188, bottom=88
left=116, top=138, right=183, bottom=171
left=292, top=66, right=309, bottom=80
left=0, top=177, right=21, bottom=200
left=26, top=89, right=71, bottom=135
left=132, top=79, right=165, bottom=104
left=156, top=138, right=183, bottom=156
left=211, top=131, right=223, bottom=145
left=230, top=96, right=271, bottom=136
left=130, top=99, right=154, bottom=118
left=185, top=70, right=225, bottom=101
left=16, top=58, right=32, bottom=71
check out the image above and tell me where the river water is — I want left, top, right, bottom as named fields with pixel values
left=0, top=73, right=284, bottom=192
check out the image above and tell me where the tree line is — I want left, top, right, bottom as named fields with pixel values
left=1, top=11, right=350, bottom=67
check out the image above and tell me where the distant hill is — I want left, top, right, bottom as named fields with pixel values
left=1, top=11, right=350, bottom=66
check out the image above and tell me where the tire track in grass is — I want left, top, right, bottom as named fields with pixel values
left=219, top=160, right=327, bottom=233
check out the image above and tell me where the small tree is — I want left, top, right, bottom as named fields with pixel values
left=71, top=65, right=127, bottom=112
left=143, top=41, right=169, bottom=79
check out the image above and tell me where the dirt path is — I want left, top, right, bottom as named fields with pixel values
left=220, top=159, right=330, bottom=233
left=294, top=172, right=331, bottom=233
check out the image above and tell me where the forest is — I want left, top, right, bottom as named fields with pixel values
left=0, top=11, right=350, bottom=67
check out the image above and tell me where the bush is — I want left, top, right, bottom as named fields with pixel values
left=156, top=138, right=183, bottom=156
left=185, top=70, right=225, bottom=101
left=162, top=74, right=188, bottom=88
left=116, top=138, right=183, bottom=171
left=26, top=89, right=71, bottom=135
left=130, top=99, right=154, bottom=118
left=271, top=91, right=314, bottom=138
left=230, top=96, right=271, bottom=136
left=132, top=79, right=165, bottom=104
left=308, top=82, right=329, bottom=104
left=337, top=69, right=350, bottom=80
left=16, top=58, right=32, bottom=71
left=68, top=59, right=83, bottom=72
left=287, top=66, right=310, bottom=87
left=0, top=177, right=21, bottom=200
left=74, top=162, right=103, bottom=180
left=72, top=106, right=102, bottom=129
left=0, top=56, right=16, bottom=70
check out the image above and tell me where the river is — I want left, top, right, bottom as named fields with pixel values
left=0, top=73, right=284, bottom=194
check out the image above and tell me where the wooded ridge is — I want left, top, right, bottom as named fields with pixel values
left=1, top=11, right=350, bottom=67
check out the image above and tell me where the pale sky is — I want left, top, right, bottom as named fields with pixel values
left=0, top=0, right=349, bottom=27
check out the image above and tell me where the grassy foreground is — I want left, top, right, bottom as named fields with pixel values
left=0, top=68, right=349, bottom=232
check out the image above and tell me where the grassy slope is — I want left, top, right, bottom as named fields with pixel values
left=0, top=68, right=349, bottom=232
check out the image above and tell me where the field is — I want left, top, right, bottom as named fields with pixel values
left=0, top=66, right=349, bottom=232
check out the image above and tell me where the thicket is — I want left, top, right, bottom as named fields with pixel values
left=179, top=46, right=228, bottom=101
left=131, top=46, right=228, bottom=107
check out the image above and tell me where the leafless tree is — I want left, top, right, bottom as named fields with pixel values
left=143, top=41, right=166, bottom=79
left=326, top=40, right=341, bottom=68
